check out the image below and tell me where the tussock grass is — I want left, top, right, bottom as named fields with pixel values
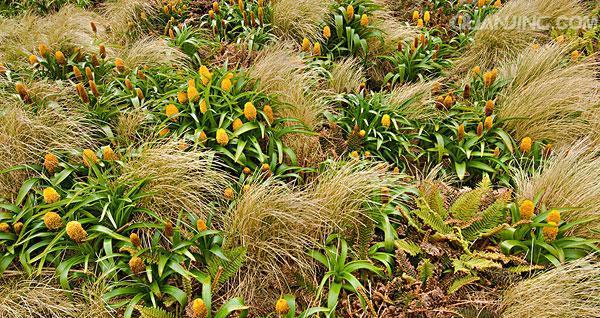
left=248, top=42, right=328, bottom=129
left=385, top=80, right=439, bottom=121
left=501, top=255, right=600, bottom=318
left=498, top=43, right=599, bottom=145
left=456, top=0, right=586, bottom=71
left=101, top=0, right=161, bottom=43
left=115, top=37, right=189, bottom=70
left=113, top=108, right=151, bottom=146
left=369, top=6, right=418, bottom=56
left=0, top=5, right=107, bottom=66
left=0, top=97, right=97, bottom=200
left=271, top=0, right=334, bottom=41
left=327, top=58, right=365, bottom=95
left=119, top=142, right=232, bottom=222
left=221, top=178, right=323, bottom=305
left=513, top=139, right=600, bottom=237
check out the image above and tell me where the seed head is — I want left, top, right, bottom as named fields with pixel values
left=244, top=102, right=257, bottom=121
left=66, top=221, right=87, bottom=243
left=83, top=149, right=98, bottom=167
left=519, top=199, right=535, bottom=220
left=164, top=221, right=174, bottom=237
left=43, top=187, right=60, bottom=204
left=216, top=128, right=229, bottom=146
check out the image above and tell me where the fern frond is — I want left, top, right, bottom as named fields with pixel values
left=394, top=239, right=421, bottom=256
left=418, top=259, right=434, bottom=285
left=207, top=247, right=246, bottom=285
left=473, top=251, right=510, bottom=264
left=453, top=254, right=502, bottom=274
left=462, top=200, right=507, bottom=242
left=182, top=276, right=192, bottom=299
left=413, top=198, right=452, bottom=235
left=449, top=183, right=491, bottom=221
left=507, top=264, right=546, bottom=274
left=355, top=217, right=375, bottom=259
left=422, top=184, right=448, bottom=219
left=136, top=306, right=176, bottom=318
left=448, top=275, right=479, bottom=294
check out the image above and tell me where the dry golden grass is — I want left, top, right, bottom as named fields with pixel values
left=119, top=141, right=233, bottom=223
left=113, top=108, right=151, bottom=146
left=115, top=37, right=189, bottom=70
left=497, top=43, right=599, bottom=145
left=327, top=58, right=365, bottom=95
left=456, top=0, right=585, bottom=71
left=369, top=5, right=418, bottom=56
left=501, top=255, right=600, bottom=318
left=220, top=178, right=324, bottom=306
left=101, top=0, right=161, bottom=43
left=513, top=139, right=600, bottom=237
left=385, top=80, right=440, bottom=121
left=0, top=94, right=97, bottom=200
left=248, top=42, right=328, bottom=129
left=271, top=0, right=334, bottom=41
left=0, top=5, right=107, bottom=66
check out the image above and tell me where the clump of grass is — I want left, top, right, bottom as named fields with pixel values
left=385, top=80, right=440, bottom=121
left=498, top=43, right=599, bottom=145
left=101, top=0, right=161, bottom=43
left=271, top=0, right=334, bottom=41
left=513, top=139, right=600, bottom=238
left=0, top=5, right=107, bottom=66
left=220, top=178, right=323, bottom=307
left=113, top=108, right=150, bottom=146
left=368, top=5, right=418, bottom=56
left=0, top=96, right=96, bottom=199
left=116, top=37, right=189, bottom=70
left=327, top=58, right=365, bottom=95
left=456, top=0, right=585, bottom=71
left=501, top=255, right=600, bottom=318
left=119, top=141, right=232, bottom=222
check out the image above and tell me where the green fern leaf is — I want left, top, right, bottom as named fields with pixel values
left=453, top=254, right=502, bottom=274
left=394, top=239, right=421, bottom=256
left=136, top=306, right=176, bottom=318
left=462, top=200, right=506, bottom=241
left=207, top=246, right=246, bottom=285
left=449, top=181, right=491, bottom=221
left=423, top=185, right=448, bottom=219
left=355, top=217, right=375, bottom=259
left=448, top=275, right=479, bottom=294
left=418, top=259, right=434, bottom=285
left=413, top=198, right=452, bottom=235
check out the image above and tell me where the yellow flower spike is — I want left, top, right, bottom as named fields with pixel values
left=115, top=58, right=125, bottom=73
left=323, top=25, right=331, bottom=40
left=483, top=71, right=494, bottom=87
left=137, top=69, right=146, bottom=80
left=199, top=65, right=212, bottom=80
left=457, top=124, right=465, bottom=141
left=493, top=0, right=502, bottom=8
left=43, top=212, right=62, bottom=230
left=164, top=221, right=174, bottom=237
left=301, top=38, right=311, bottom=52
left=130, top=233, right=141, bottom=247
left=477, top=0, right=485, bottom=8
left=0, top=223, right=10, bottom=233
left=165, top=104, right=179, bottom=121
left=443, top=95, right=454, bottom=109
left=275, top=298, right=290, bottom=315
left=238, top=0, right=244, bottom=11
left=44, top=153, right=59, bottom=173
left=15, top=82, right=30, bottom=102
left=196, top=219, right=207, bottom=232
left=313, top=42, right=321, bottom=56
left=75, top=83, right=89, bottom=103
left=225, top=72, right=234, bottom=80
left=199, top=130, right=208, bottom=144
left=423, top=11, right=430, bottom=23
left=476, top=122, right=483, bottom=137
left=458, top=15, right=463, bottom=27
left=243, top=167, right=251, bottom=174
left=221, top=78, right=232, bottom=92
left=216, top=128, right=229, bottom=146
left=177, top=91, right=188, bottom=104
left=350, top=151, right=359, bottom=159
left=38, top=43, right=49, bottom=57
left=519, top=199, right=535, bottom=219
left=223, top=187, right=234, bottom=200
left=55, top=51, right=66, bottom=65
left=381, top=114, right=391, bottom=128
left=85, top=67, right=93, bottom=80
left=66, top=221, right=87, bottom=243
left=412, top=10, right=420, bottom=21
left=73, top=66, right=83, bottom=81
left=159, top=127, right=170, bottom=137
left=364, top=151, right=371, bottom=158
left=244, top=102, right=257, bottom=121
left=520, top=137, right=532, bottom=153
left=136, top=88, right=144, bottom=100
left=360, top=14, right=369, bottom=26
left=103, top=146, right=117, bottom=161
left=89, top=80, right=100, bottom=97
left=212, top=1, right=219, bottom=13
left=187, top=79, right=199, bottom=102
left=209, top=9, right=215, bottom=19
left=199, top=99, right=208, bottom=114
left=547, top=210, right=561, bottom=224
left=13, top=222, right=23, bottom=234
left=261, top=163, right=271, bottom=172
left=43, top=187, right=60, bottom=204
left=129, top=256, right=145, bottom=274
left=392, top=166, right=400, bottom=174
left=358, top=130, right=366, bottom=137
left=485, top=100, right=494, bottom=116
left=232, top=118, right=243, bottom=131
left=571, top=50, right=580, bottom=61
left=555, top=35, right=565, bottom=43
left=484, top=116, right=493, bottom=131
left=191, top=298, right=208, bottom=318
left=263, top=104, right=274, bottom=123
left=28, top=54, right=37, bottom=65
left=346, top=5, right=354, bottom=20
left=417, top=18, right=424, bottom=28
left=542, top=222, right=558, bottom=241
left=243, top=184, right=251, bottom=192
left=471, top=66, right=481, bottom=76
left=83, top=149, right=98, bottom=167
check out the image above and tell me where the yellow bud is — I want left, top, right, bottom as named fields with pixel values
left=244, top=102, right=257, bottom=120
left=323, top=25, right=331, bottom=40
left=216, top=128, right=229, bottom=146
